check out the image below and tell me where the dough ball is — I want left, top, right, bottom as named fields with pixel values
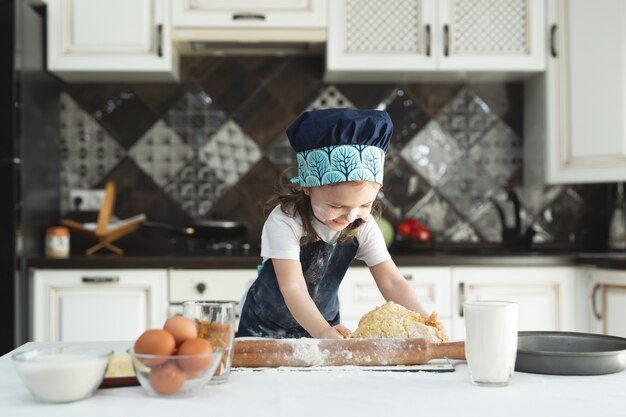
left=350, top=301, right=446, bottom=343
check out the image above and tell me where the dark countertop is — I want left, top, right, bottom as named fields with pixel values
left=27, top=251, right=625, bottom=269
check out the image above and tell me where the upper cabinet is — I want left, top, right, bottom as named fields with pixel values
left=171, top=0, right=327, bottom=54
left=171, top=0, right=327, bottom=28
left=534, top=0, right=626, bottom=184
left=46, top=0, right=179, bottom=82
left=325, top=0, right=545, bottom=82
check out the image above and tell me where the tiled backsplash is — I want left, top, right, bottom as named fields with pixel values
left=59, top=56, right=611, bottom=254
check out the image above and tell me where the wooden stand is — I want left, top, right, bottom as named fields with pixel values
left=61, top=181, right=145, bottom=255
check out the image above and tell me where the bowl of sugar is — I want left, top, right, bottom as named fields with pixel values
left=12, top=347, right=113, bottom=403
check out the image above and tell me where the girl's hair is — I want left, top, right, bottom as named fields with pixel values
left=264, top=177, right=382, bottom=245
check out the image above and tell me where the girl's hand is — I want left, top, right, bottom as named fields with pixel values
left=334, top=324, right=353, bottom=338
left=319, top=325, right=352, bottom=339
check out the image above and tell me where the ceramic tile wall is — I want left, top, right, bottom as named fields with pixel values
left=58, top=56, right=611, bottom=254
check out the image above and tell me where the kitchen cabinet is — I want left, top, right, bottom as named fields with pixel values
left=339, top=265, right=581, bottom=340
left=31, top=269, right=168, bottom=342
left=46, top=0, right=179, bottom=82
left=171, top=0, right=327, bottom=54
left=451, top=266, right=579, bottom=340
left=171, top=0, right=326, bottom=28
left=589, top=268, right=626, bottom=338
left=168, top=268, right=257, bottom=316
left=338, top=266, right=452, bottom=333
left=527, top=0, right=626, bottom=184
left=325, top=0, right=545, bottom=82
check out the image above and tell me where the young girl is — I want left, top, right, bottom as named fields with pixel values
left=237, top=108, right=431, bottom=339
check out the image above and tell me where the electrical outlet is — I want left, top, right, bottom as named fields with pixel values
left=69, top=189, right=106, bottom=211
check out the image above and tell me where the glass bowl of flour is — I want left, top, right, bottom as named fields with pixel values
left=12, top=347, right=113, bottom=403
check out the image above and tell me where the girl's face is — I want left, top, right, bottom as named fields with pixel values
left=306, top=181, right=380, bottom=231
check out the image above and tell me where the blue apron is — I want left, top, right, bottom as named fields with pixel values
left=237, top=238, right=359, bottom=338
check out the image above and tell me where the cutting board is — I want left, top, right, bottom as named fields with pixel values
left=233, top=338, right=465, bottom=367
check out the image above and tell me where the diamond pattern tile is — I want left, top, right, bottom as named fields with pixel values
left=164, top=84, right=228, bottom=148
left=438, top=157, right=498, bottom=216
left=444, top=221, right=480, bottom=243
left=266, top=133, right=296, bottom=175
left=400, top=120, right=463, bottom=186
left=383, top=88, right=430, bottom=162
left=163, top=158, right=228, bottom=218
left=516, top=185, right=564, bottom=217
left=266, top=85, right=356, bottom=175
left=537, top=186, right=586, bottom=244
left=436, top=88, right=498, bottom=151
left=469, top=120, right=522, bottom=186
left=378, top=158, right=431, bottom=222
left=309, top=85, right=355, bottom=109
left=59, top=93, right=126, bottom=212
left=405, top=190, right=465, bottom=239
left=198, top=120, right=262, bottom=187
left=128, top=120, right=194, bottom=188
left=64, top=85, right=158, bottom=150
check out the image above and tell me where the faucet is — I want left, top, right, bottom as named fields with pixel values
left=490, top=190, right=536, bottom=250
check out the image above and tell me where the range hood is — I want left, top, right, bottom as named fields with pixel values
left=172, top=28, right=326, bottom=56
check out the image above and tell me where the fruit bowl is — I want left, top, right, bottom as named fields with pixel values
left=128, top=348, right=223, bottom=398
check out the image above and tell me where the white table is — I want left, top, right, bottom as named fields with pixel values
left=1, top=341, right=625, bottom=417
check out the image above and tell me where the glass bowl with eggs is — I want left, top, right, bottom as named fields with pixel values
left=129, top=316, right=224, bottom=398
left=12, top=346, right=113, bottom=403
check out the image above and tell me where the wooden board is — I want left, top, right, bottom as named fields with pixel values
left=233, top=338, right=465, bottom=367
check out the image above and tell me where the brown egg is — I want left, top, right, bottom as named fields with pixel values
left=163, top=316, right=197, bottom=347
left=177, top=338, right=214, bottom=373
left=148, top=362, right=185, bottom=395
left=134, top=329, right=176, bottom=366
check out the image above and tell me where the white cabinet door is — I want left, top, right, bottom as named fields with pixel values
left=47, top=0, right=179, bottom=82
left=451, top=266, right=577, bottom=340
left=590, top=269, right=626, bottom=338
left=171, top=0, right=326, bottom=28
left=168, top=268, right=257, bottom=314
left=543, top=0, right=626, bottom=183
left=437, top=0, right=545, bottom=71
left=31, top=269, right=168, bottom=342
left=326, top=0, right=437, bottom=80
left=338, top=266, right=452, bottom=333
left=326, top=0, right=544, bottom=82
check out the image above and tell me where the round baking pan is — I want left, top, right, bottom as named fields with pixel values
left=516, top=331, right=626, bottom=375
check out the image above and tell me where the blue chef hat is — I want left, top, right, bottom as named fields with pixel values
left=286, top=108, right=393, bottom=187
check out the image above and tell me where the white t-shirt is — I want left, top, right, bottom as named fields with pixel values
left=261, top=205, right=391, bottom=267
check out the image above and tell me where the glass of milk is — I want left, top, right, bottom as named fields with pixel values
left=463, top=301, right=518, bottom=386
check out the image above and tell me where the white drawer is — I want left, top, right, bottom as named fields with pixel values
left=339, top=266, right=452, bottom=320
left=168, top=269, right=256, bottom=304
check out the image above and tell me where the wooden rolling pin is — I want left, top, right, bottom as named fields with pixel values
left=233, top=338, right=465, bottom=367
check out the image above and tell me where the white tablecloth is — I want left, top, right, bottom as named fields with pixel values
left=1, top=341, right=625, bottom=417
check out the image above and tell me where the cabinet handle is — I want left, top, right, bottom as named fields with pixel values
left=156, top=24, right=163, bottom=57
left=402, top=274, right=413, bottom=281
left=82, top=276, right=120, bottom=284
left=425, top=24, right=431, bottom=56
left=232, top=13, right=266, bottom=21
left=550, top=24, right=558, bottom=57
left=458, top=282, right=465, bottom=317
left=591, top=283, right=602, bottom=320
left=196, top=283, right=207, bottom=294
left=443, top=24, right=449, bottom=57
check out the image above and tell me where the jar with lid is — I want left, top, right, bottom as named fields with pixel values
left=45, top=226, right=70, bottom=258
